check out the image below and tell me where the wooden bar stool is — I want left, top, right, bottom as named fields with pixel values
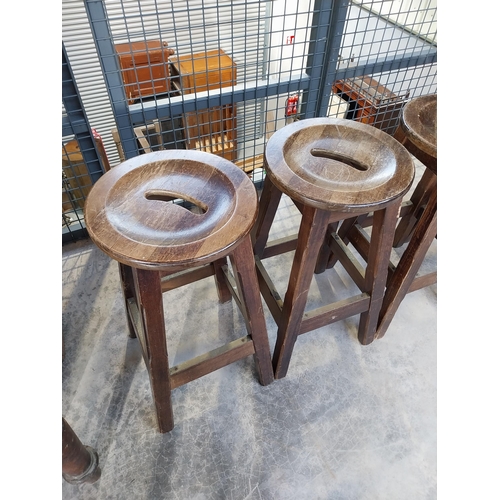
left=376, top=94, right=437, bottom=337
left=84, top=150, right=273, bottom=433
left=392, top=94, right=437, bottom=247
left=252, top=117, right=414, bottom=379
left=334, top=95, right=437, bottom=339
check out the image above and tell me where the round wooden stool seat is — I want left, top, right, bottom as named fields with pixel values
left=85, top=150, right=257, bottom=270
left=84, top=150, right=273, bottom=433
left=264, top=117, right=414, bottom=212
left=400, top=93, right=437, bottom=164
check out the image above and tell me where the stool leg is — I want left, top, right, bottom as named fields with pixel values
left=377, top=189, right=437, bottom=339
left=213, top=257, right=232, bottom=303
left=133, top=268, right=174, bottom=433
left=62, top=417, right=101, bottom=484
left=314, top=221, right=339, bottom=274
left=273, top=205, right=331, bottom=379
left=118, top=263, right=137, bottom=338
left=357, top=201, right=401, bottom=346
left=252, top=175, right=283, bottom=256
left=393, top=169, right=437, bottom=247
left=315, top=214, right=369, bottom=273
left=229, top=235, right=274, bottom=386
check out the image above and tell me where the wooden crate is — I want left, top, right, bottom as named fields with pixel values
left=333, top=76, right=408, bottom=135
left=170, top=49, right=237, bottom=161
left=115, top=40, right=175, bottom=104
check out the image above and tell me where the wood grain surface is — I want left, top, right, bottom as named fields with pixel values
left=85, top=150, right=258, bottom=270
left=263, top=117, right=415, bottom=212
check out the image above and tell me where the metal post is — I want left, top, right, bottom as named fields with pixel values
left=62, top=43, right=105, bottom=184
left=315, top=0, right=350, bottom=117
left=300, top=0, right=336, bottom=119
left=84, top=0, right=139, bottom=160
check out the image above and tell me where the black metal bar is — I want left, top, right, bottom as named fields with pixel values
left=336, top=48, right=437, bottom=82
left=128, top=74, right=310, bottom=123
left=127, top=45, right=436, bottom=125
left=62, top=43, right=105, bottom=185
left=316, top=0, right=351, bottom=117
left=62, top=116, right=74, bottom=137
left=300, top=0, right=336, bottom=119
left=84, top=0, right=139, bottom=160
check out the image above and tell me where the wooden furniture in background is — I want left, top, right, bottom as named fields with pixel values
left=234, top=110, right=276, bottom=175
left=333, top=76, right=408, bottom=135
left=115, top=40, right=175, bottom=104
left=84, top=150, right=273, bottom=433
left=251, top=117, right=414, bottom=378
left=235, top=154, right=264, bottom=174
left=112, top=117, right=186, bottom=162
left=112, top=123, right=162, bottom=162
left=62, top=130, right=110, bottom=213
left=170, top=49, right=238, bottom=161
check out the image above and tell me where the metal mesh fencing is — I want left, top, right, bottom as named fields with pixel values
left=62, top=44, right=109, bottom=242
left=62, top=0, right=436, bottom=241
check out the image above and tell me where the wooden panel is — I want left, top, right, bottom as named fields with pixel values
left=235, top=154, right=264, bottom=173
left=255, top=257, right=283, bottom=326
left=160, top=264, right=214, bottom=292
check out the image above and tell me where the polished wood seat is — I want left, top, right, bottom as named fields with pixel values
left=252, top=117, right=414, bottom=379
left=85, top=150, right=273, bottom=432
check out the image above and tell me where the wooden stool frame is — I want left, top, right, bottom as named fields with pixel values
left=377, top=94, right=437, bottom=337
left=250, top=117, right=414, bottom=379
left=329, top=190, right=436, bottom=339
left=85, top=150, right=274, bottom=433
left=336, top=94, right=437, bottom=339
left=252, top=175, right=403, bottom=379
left=118, top=235, right=274, bottom=433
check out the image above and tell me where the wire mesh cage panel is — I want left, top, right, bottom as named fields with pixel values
left=61, top=0, right=437, bottom=240
left=62, top=127, right=110, bottom=241
left=327, top=1, right=437, bottom=135
left=62, top=44, right=110, bottom=243
left=62, top=130, right=90, bottom=238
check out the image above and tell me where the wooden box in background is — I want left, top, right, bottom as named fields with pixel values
left=170, top=49, right=238, bottom=162
left=333, top=76, right=408, bottom=136
left=115, top=40, right=175, bottom=104
left=62, top=132, right=110, bottom=212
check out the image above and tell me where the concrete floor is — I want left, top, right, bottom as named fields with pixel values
left=62, top=167, right=437, bottom=499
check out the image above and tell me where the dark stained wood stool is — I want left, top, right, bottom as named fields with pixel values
left=252, top=117, right=414, bottom=379
left=392, top=94, right=437, bottom=247
left=376, top=94, right=437, bottom=337
left=84, top=150, right=274, bottom=433
left=335, top=95, right=437, bottom=339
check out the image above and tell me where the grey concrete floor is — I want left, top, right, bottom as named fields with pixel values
left=62, top=169, right=437, bottom=499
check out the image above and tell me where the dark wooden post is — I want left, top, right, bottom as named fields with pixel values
left=62, top=418, right=101, bottom=484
